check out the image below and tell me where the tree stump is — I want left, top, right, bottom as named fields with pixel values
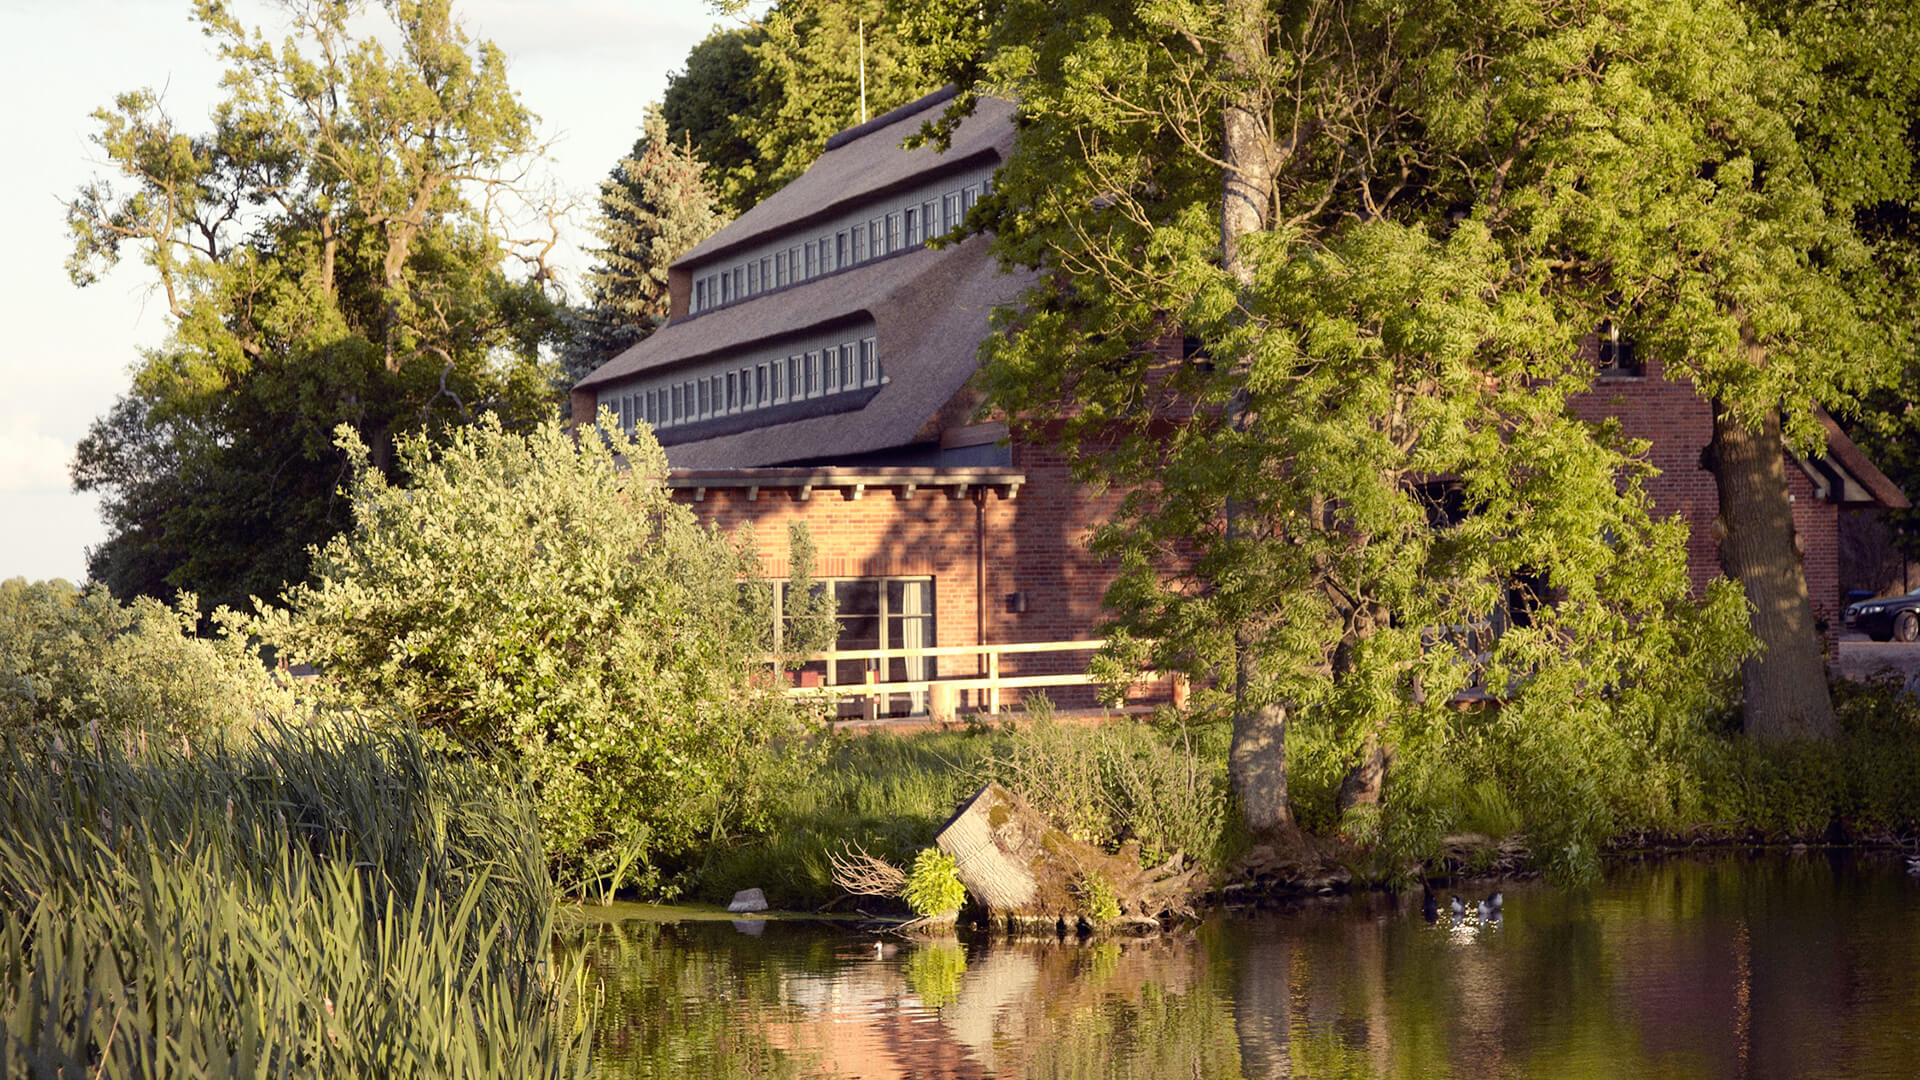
left=934, top=782, right=1204, bottom=933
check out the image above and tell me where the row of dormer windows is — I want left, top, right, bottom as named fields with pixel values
left=689, top=180, right=987, bottom=315
left=613, top=336, right=882, bottom=433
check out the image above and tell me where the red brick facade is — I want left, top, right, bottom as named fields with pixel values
left=672, top=441, right=1135, bottom=709
left=1565, top=353, right=1844, bottom=633
left=672, top=351, right=1860, bottom=708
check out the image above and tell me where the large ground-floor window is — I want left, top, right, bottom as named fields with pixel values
left=775, top=577, right=935, bottom=717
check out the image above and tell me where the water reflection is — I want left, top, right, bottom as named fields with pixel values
left=564, top=853, right=1920, bottom=1079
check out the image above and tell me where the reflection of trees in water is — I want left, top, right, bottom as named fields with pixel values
left=563, top=860, right=1920, bottom=1080
left=560, top=920, right=816, bottom=1080
left=946, top=937, right=1243, bottom=1079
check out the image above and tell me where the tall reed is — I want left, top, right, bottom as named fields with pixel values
left=0, top=721, right=594, bottom=1077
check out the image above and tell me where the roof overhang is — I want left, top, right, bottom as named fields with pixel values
left=667, top=466, right=1024, bottom=503
left=1799, top=411, right=1911, bottom=510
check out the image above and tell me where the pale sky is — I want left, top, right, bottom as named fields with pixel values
left=0, top=0, right=754, bottom=583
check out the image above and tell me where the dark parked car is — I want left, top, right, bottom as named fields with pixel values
left=1850, top=587, right=1920, bottom=643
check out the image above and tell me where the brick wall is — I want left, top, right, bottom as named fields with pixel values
left=683, top=341, right=1850, bottom=709
left=677, top=447, right=1135, bottom=709
left=1566, top=349, right=1844, bottom=634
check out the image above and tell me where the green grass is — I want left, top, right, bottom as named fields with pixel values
left=0, top=720, right=593, bottom=1077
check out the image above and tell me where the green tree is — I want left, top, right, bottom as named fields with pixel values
left=1751, top=0, right=1920, bottom=570
left=252, top=413, right=823, bottom=897
left=660, top=25, right=769, bottom=216
left=903, top=0, right=1860, bottom=871
left=562, top=104, right=728, bottom=386
left=669, top=1, right=945, bottom=217
left=67, top=0, right=566, bottom=613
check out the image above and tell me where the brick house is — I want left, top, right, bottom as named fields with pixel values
left=572, top=89, right=1907, bottom=716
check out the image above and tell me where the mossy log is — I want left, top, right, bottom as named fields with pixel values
left=934, top=782, right=1204, bottom=933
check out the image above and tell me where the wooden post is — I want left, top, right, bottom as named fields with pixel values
left=929, top=682, right=957, bottom=724
left=863, top=663, right=879, bottom=723
left=987, top=649, right=1000, bottom=715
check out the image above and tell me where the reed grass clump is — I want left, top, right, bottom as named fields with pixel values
left=0, top=720, right=593, bottom=1077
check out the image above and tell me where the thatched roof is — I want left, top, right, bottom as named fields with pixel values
left=573, top=90, right=1029, bottom=470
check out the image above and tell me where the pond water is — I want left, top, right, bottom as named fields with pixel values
left=562, top=852, right=1920, bottom=1079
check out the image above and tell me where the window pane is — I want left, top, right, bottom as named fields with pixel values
left=837, top=231, right=850, bottom=268
left=885, top=580, right=935, bottom=715
left=839, top=343, right=853, bottom=389
left=670, top=385, right=682, bottom=423
left=852, top=224, right=866, bottom=262
left=804, top=243, right=816, bottom=277
left=760, top=256, right=772, bottom=290
left=823, top=347, right=838, bottom=393
left=755, top=364, right=767, bottom=406
left=694, top=279, right=706, bottom=311
left=831, top=580, right=881, bottom=687
left=888, top=212, right=902, bottom=252
left=904, top=206, right=919, bottom=246
left=925, top=199, right=940, bottom=237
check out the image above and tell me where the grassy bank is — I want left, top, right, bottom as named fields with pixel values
left=685, top=709, right=1234, bottom=910
left=675, top=679, right=1920, bottom=909
left=0, top=721, right=593, bottom=1077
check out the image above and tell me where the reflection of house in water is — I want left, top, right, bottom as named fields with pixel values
left=768, top=960, right=985, bottom=1079
left=755, top=938, right=1217, bottom=1079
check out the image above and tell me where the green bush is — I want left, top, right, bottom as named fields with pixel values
left=981, top=709, right=1229, bottom=869
left=254, top=414, right=824, bottom=898
left=0, top=721, right=591, bottom=1076
left=1073, top=871, right=1122, bottom=925
left=0, top=577, right=293, bottom=740
left=903, top=848, right=966, bottom=916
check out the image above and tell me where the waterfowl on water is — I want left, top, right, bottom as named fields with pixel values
left=1450, top=895, right=1465, bottom=918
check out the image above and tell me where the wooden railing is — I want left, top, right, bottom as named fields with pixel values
left=776, top=639, right=1184, bottom=722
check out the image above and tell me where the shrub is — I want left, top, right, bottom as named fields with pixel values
left=982, top=708, right=1229, bottom=869
left=0, top=578, right=293, bottom=740
left=902, top=848, right=966, bottom=916
left=254, top=414, right=824, bottom=897
left=1073, top=871, right=1122, bottom=925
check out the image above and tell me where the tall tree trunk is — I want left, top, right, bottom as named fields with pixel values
left=1222, top=0, right=1293, bottom=834
left=1710, top=401, right=1838, bottom=740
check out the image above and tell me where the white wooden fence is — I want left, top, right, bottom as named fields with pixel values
left=776, top=639, right=1185, bottom=722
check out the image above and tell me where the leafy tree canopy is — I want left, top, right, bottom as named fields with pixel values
left=890, top=0, right=1920, bottom=873
left=665, top=1, right=946, bottom=216
left=67, top=0, right=568, bottom=612
left=0, top=578, right=292, bottom=740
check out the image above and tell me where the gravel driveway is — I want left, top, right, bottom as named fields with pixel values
left=1834, top=632, right=1920, bottom=685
